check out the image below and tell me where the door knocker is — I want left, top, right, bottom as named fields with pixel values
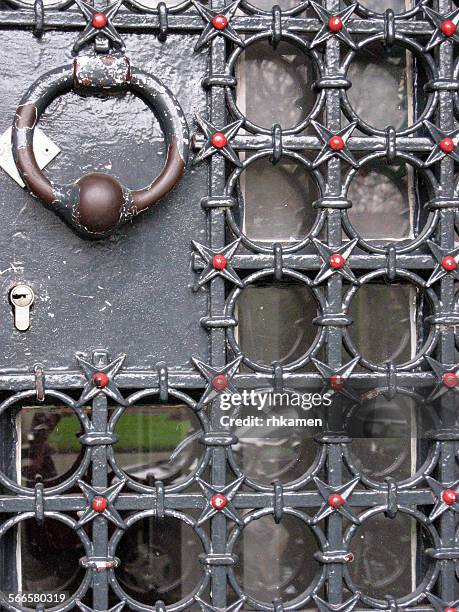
left=12, top=55, right=189, bottom=239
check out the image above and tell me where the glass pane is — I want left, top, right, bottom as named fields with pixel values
left=113, top=404, right=202, bottom=487
left=358, top=0, right=412, bottom=11
left=241, top=156, right=318, bottom=243
left=348, top=284, right=414, bottom=365
left=347, top=44, right=413, bottom=130
left=18, top=405, right=83, bottom=488
left=237, top=281, right=317, bottom=367
left=116, top=517, right=203, bottom=605
left=20, top=519, right=84, bottom=607
left=236, top=40, right=315, bottom=129
left=347, top=161, right=412, bottom=240
left=234, top=514, right=318, bottom=603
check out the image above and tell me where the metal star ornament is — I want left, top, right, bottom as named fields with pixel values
left=193, top=114, right=243, bottom=167
left=195, top=596, right=246, bottom=611
left=426, top=593, right=459, bottom=611
left=312, top=476, right=361, bottom=525
left=73, top=0, right=124, bottom=53
left=192, top=238, right=243, bottom=289
left=422, top=4, right=459, bottom=51
left=425, top=476, right=459, bottom=523
left=309, top=1, right=357, bottom=50
left=192, top=0, right=244, bottom=51
left=76, top=479, right=127, bottom=530
left=423, top=121, right=459, bottom=166
left=77, top=602, right=125, bottom=612
left=192, top=355, right=243, bottom=407
left=311, top=356, right=361, bottom=404
left=311, top=121, right=359, bottom=168
left=424, top=356, right=459, bottom=403
left=76, top=353, right=126, bottom=407
left=195, top=475, right=244, bottom=526
left=312, top=238, right=359, bottom=285
left=313, top=592, right=361, bottom=612
left=425, top=240, right=459, bottom=287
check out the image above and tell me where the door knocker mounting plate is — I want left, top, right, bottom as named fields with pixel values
left=12, top=54, right=189, bottom=239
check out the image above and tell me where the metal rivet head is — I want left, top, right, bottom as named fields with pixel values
left=92, top=12, right=108, bottom=28
left=328, top=16, right=343, bottom=32
left=211, top=132, right=228, bottom=149
left=441, top=19, right=457, bottom=36
left=442, top=372, right=458, bottom=388
left=212, top=14, right=228, bottom=30
left=212, top=374, right=228, bottom=391
left=92, top=496, right=108, bottom=512
left=442, top=489, right=458, bottom=505
left=210, top=493, right=228, bottom=509
left=439, top=137, right=455, bottom=153
left=441, top=255, right=457, bottom=271
left=212, top=254, right=227, bottom=270
left=329, top=253, right=346, bottom=269
left=93, top=372, right=109, bottom=388
left=328, top=493, right=345, bottom=508
left=328, top=135, right=345, bottom=151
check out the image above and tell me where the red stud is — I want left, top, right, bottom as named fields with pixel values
left=328, top=493, right=345, bottom=509
left=212, top=14, right=228, bottom=30
left=328, top=16, right=343, bottom=32
left=212, top=254, right=227, bottom=270
left=444, top=608, right=457, bottom=612
left=212, top=374, right=228, bottom=391
left=211, top=132, right=227, bottom=149
left=210, top=493, right=228, bottom=510
left=329, top=135, right=345, bottom=151
left=92, top=372, right=109, bottom=389
left=439, top=137, right=455, bottom=153
left=442, top=371, right=458, bottom=388
left=442, top=489, right=458, bottom=505
left=330, top=374, right=345, bottom=391
left=92, top=12, right=108, bottom=28
left=441, top=255, right=457, bottom=271
left=92, top=496, right=108, bottom=512
left=441, top=19, right=457, bottom=37
left=329, top=253, right=346, bottom=269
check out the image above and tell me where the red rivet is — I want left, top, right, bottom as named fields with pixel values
left=442, top=372, right=458, bottom=388
left=330, top=374, right=345, bottom=391
left=439, top=137, right=455, bottom=153
left=444, top=608, right=457, bottom=612
left=212, top=14, right=228, bottom=30
left=92, top=12, right=108, bottom=28
left=212, top=374, right=228, bottom=391
left=92, top=372, right=109, bottom=389
left=92, top=496, right=108, bottom=512
left=441, top=19, right=457, bottom=37
left=329, top=253, right=346, bottom=269
left=329, top=135, right=345, bottom=151
left=328, top=16, right=343, bottom=32
left=212, top=254, right=227, bottom=270
left=328, top=493, right=345, bottom=508
left=442, top=489, right=458, bottom=505
left=210, top=493, right=228, bottom=510
left=441, top=255, right=457, bottom=271
left=211, top=132, right=227, bottom=149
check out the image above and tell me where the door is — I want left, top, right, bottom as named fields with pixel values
left=0, top=0, right=457, bottom=609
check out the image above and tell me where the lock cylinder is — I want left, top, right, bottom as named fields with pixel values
left=9, top=284, right=34, bottom=331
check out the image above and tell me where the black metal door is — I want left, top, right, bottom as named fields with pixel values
left=0, top=0, right=458, bottom=609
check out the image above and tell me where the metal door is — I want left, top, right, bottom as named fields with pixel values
left=0, top=0, right=457, bottom=609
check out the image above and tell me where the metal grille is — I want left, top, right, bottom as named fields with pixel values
left=0, top=0, right=458, bottom=609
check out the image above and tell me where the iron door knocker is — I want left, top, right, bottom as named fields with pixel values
left=12, top=55, right=189, bottom=239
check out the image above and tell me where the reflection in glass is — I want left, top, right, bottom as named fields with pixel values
left=240, top=156, right=319, bottom=243
left=348, top=44, right=413, bottom=130
left=347, top=161, right=413, bottom=240
left=237, top=281, right=317, bottom=367
left=348, top=514, right=425, bottom=600
left=19, top=405, right=83, bottom=488
left=113, top=404, right=201, bottom=487
left=116, top=517, right=203, bottom=605
left=234, top=514, right=318, bottom=603
left=358, top=0, right=412, bottom=11
left=19, top=519, right=84, bottom=607
left=348, top=284, right=415, bottom=365
left=236, top=40, right=315, bottom=129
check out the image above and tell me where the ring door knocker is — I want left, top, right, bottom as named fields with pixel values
left=12, top=55, right=189, bottom=239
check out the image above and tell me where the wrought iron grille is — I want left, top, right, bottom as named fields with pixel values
left=0, top=0, right=458, bottom=609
